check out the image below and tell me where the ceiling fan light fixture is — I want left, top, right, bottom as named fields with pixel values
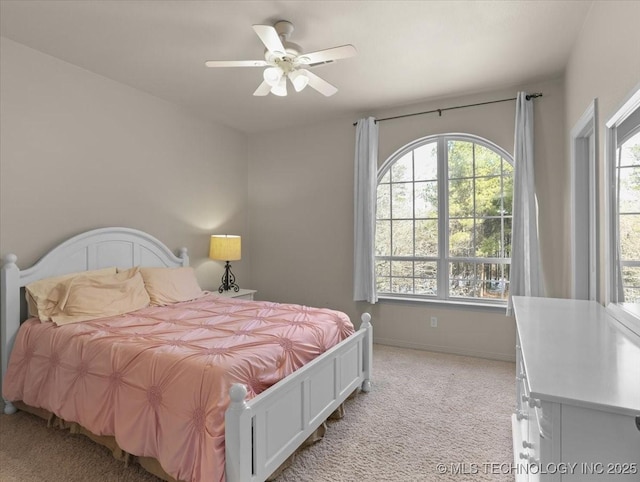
left=289, top=70, right=309, bottom=92
left=263, top=67, right=283, bottom=87
left=271, top=76, right=287, bottom=96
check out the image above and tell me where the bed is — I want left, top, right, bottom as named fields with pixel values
left=0, top=227, right=373, bottom=482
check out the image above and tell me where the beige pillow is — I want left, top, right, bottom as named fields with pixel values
left=49, top=267, right=150, bottom=326
left=25, top=267, right=117, bottom=321
left=139, top=267, right=205, bottom=306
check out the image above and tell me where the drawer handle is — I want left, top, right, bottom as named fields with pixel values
left=522, top=395, right=541, bottom=408
left=519, top=452, right=529, bottom=460
left=516, top=411, right=528, bottom=421
left=522, top=441, right=534, bottom=449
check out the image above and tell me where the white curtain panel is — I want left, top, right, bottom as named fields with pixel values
left=508, top=93, right=545, bottom=314
left=353, top=117, right=379, bottom=303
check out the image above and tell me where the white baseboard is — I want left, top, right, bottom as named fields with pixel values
left=374, top=337, right=516, bottom=363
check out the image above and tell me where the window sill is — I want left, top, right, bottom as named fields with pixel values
left=378, top=294, right=508, bottom=313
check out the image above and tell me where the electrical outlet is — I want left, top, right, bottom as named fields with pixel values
left=430, top=316, right=438, bottom=328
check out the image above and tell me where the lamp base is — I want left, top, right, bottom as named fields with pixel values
left=218, top=261, right=240, bottom=293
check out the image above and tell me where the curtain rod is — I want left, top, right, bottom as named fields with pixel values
left=352, top=93, right=543, bottom=126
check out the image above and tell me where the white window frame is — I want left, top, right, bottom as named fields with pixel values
left=604, top=83, right=640, bottom=305
left=570, top=99, right=599, bottom=301
left=376, top=133, right=513, bottom=307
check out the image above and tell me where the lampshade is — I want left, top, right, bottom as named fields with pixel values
left=289, top=70, right=309, bottom=92
left=270, top=76, right=287, bottom=96
left=263, top=67, right=283, bottom=87
left=209, top=235, right=241, bottom=261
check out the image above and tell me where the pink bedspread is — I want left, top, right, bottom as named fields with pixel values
left=3, top=294, right=354, bottom=482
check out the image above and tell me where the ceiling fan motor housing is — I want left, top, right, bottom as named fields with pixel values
left=274, top=20, right=295, bottom=40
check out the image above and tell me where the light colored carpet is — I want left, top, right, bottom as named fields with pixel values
left=0, top=344, right=515, bottom=481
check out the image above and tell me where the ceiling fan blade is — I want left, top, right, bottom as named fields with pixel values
left=253, top=81, right=272, bottom=96
left=252, top=25, right=286, bottom=54
left=301, top=69, right=338, bottom=97
left=299, top=45, right=357, bottom=65
left=205, top=60, right=268, bottom=68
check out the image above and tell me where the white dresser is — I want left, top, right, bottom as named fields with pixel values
left=512, top=296, right=640, bottom=481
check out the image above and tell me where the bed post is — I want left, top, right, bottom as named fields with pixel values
left=360, top=313, right=373, bottom=392
left=225, top=383, right=253, bottom=482
left=1, top=254, right=20, bottom=414
left=177, top=247, right=189, bottom=267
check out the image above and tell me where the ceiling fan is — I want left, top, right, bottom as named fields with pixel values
left=205, top=20, right=357, bottom=97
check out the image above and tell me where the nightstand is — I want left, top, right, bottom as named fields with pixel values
left=216, top=289, right=256, bottom=300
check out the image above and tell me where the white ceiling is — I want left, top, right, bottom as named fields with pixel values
left=0, top=0, right=592, bottom=134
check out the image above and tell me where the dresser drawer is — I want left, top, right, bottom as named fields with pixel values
left=518, top=377, right=539, bottom=466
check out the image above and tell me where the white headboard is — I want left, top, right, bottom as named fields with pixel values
left=1, top=227, right=189, bottom=388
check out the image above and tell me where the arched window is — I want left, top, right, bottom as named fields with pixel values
left=376, top=134, right=513, bottom=304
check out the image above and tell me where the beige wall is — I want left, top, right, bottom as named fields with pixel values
left=564, top=1, right=640, bottom=301
left=248, top=78, right=566, bottom=362
left=0, top=38, right=249, bottom=290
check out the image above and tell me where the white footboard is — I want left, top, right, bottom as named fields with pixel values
left=225, top=313, right=373, bottom=482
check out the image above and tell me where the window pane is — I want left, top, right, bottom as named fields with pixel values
left=391, top=183, right=413, bottom=218
left=414, top=142, right=438, bottom=181
left=619, top=166, right=640, bottom=213
left=377, top=183, right=390, bottom=219
left=415, top=181, right=438, bottom=218
left=503, top=159, right=514, bottom=174
left=415, top=261, right=437, bottom=278
left=475, top=144, right=502, bottom=176
left=622, top=266, right=640, bottom=288
left=392, top=220, right=414, bottom=256
left=448, top=140, right=473, bottom=179
left=624, top=288, right=640, bottom=303
left=376, top=260, right=390, bottom=277
left=475, top=176, right=502, bottom=217
left=449, top=261, right=477, bottom=297
left=476, top=263, right=509, bottom=300
left=450, top=279, right=477, bottom=298
left=504, top=217, right=512, bottom=258
left=380, top=170, right=390, bottom=183
left=478, top=281, right=509, bottom=300
left=449, top=261, right=477, bottom=279
left=415, top=278, right=437, bottom=295
left=619, top=131, right=640, bottom=167
left=619, top=214, right=640, bottom=260
left=415, top=219, right=438, bottom=256
left=377, top=276, right=390, bottom=293
left=502, top=174, right=514, bottom=215
left=449, top=179, right=473, bottom=217
left=391, top=152, right=412, bottom=182
left=391, top=261, right=413, bottom=277
left=375, top=221, right=390, bottom=256
left=476, top=217, right=503, bottom=258
left=449, top=218, right=474, bottom=257
left=391, top=277, right=413, bottom=294
left=622, top=263, right=640, bottom=301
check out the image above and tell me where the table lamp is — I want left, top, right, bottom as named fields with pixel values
left=209, top=235, right=241, bottom=293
